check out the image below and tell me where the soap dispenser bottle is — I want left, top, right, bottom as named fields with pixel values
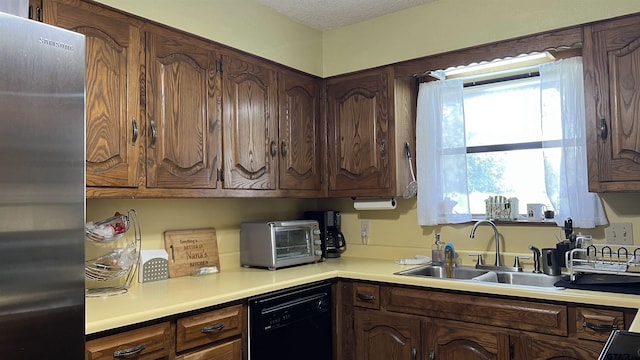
left=432, top=233, right=444, bottom=265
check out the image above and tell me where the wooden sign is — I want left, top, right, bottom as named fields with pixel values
left=164, top=228, right=219, bottom=278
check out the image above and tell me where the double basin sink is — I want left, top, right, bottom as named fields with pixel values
left=396, top=265, right=567, bottom=289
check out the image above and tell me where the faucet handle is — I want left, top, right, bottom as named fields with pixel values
left=513, top=256, right=529, bottom=270
left=469, top=253, right=484, bottom=266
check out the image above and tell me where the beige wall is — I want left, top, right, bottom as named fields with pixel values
left=87, top=198, right=322, bottom=269
left=94, top=0, right=640, bottom=77
left=322, top=0, right=640, bottom=76
left=88, top=192, right=640, bottom=270
left=94, top=0, right=324, bottom=76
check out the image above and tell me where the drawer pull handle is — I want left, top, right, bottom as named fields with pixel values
left=356, top=293, right=376, bottom=302
left=113, top=343, right=146, bottom=358
left=583, top=321, right=618, bottom=332
left=201, top=322, right=225, bottom=333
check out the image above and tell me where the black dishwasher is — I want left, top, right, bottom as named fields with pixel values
left=249, top=281, right=333, bottom=360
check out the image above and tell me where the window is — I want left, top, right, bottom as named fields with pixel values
left=463, top=74, right=560, bottom=216
left=416, top=55, right=607, bottom=227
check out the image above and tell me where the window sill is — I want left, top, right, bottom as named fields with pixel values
left=471, top=218, right=558, bottom=226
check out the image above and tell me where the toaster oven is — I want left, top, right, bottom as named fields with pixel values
left=240, top=220, right=322, bottom=270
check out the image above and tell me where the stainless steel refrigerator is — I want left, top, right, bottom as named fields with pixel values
left=0, top=7, right=86, bottom=359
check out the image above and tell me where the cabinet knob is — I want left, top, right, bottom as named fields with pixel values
left=270, top=140, right=277, bottom=157
left=380, top=140, right=386, bottom=158
left=281, top=141, right=288, bottom=157
left=599, top=118, right=608, bottom=141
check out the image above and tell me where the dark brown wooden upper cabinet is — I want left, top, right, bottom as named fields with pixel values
left=278, top=70, right=324, bottom=196
left=584, top=13, right=640, bottom=192
left=47, top=0, right=145, bottom=188
left=221, top=52, right=279, bottom=190
left=326, top=67, right=413, bottom=198
left=145, top=25, right=222, bottom=189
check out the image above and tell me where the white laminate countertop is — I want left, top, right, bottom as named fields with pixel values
left=86, top=257, right=640, bottom=335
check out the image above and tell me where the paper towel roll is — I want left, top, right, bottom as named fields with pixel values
left=353, top=198, right=397, bottom=210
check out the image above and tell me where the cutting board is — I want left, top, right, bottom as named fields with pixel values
left=164, top=228, right=219, bottom=278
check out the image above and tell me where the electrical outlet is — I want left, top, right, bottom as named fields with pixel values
left=605, top=223, right=634, bottom=245
left=360, top=221, right=370, bottom=244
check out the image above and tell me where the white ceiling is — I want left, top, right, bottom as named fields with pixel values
left=254, top=0, right=435, bottom=31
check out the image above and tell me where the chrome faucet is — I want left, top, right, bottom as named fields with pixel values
left=470, top=220, right=503, bottom=267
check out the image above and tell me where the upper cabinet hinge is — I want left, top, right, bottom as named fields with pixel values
left=217, top=60, right=223, bottom=74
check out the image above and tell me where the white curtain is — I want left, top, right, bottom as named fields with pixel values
left=416, top=78, right=471, bottom=225
left=540, top=57, right=608, bottom=228
left=416, top=57, right=608, bottom=228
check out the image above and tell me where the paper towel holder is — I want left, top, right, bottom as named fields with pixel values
left=353, top=198, right=397, bottom=211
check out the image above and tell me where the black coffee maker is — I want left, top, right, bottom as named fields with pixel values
left=303, top=210, right=346, bottom=258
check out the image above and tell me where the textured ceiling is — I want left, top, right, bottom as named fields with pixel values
left=254, top=0, right=435, bottom=31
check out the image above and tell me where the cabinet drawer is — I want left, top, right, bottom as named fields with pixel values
left=353, top=282, right=380, bottom=309
left=176, top=338, right=242, bottom=360
left=383, top=286, right=568, bottom=336
left=576, top=307, right=625, bottom=342
left=86, top=322, right=172, bottom=360
left=176, top=304, right=243, bottom=352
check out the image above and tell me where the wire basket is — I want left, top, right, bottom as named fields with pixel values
left=85, top=211, right=131, bottom=243
left=85, top=244, right=138, bottom=282
left=85, top=209, right=141, bottom=297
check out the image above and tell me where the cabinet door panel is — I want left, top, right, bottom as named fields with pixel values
left=222, top=54, right=278, bottom=189
left=585, top=15, right=640, bottom=191
left=146, top=27, right=221, bottom=188
left=427, top=319, right=508, bottom=360
left=279, top=71, right=322, bottom=193
left=327, top=70, right=391, bottom=196
left=48, top=1, right=143, bottom=187
left=354, top=309, right=420, bottom=360
left=512, top=333, right=603, bottom=360
left=176, top=338, right=241, bottom=360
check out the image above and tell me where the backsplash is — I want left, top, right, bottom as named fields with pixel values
left=87, top=193, right=640, bottom=270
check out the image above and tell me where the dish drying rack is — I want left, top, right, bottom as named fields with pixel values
left=85, top=209, right=141, bottom=297
left=566, top=244, right=640, bottom=281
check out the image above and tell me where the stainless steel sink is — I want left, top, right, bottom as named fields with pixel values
left=395, top=265, right=567, bottom=289
left=395, top=265, right=490, bottom=280
left=485, top=271, right=568, bottom=288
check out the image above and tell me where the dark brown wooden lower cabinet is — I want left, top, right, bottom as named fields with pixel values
left=511, top=334, right=603, bottom=360
left=426, top=319, right=509, bottom=360
left=339, top=281, right=635, bottom=360
left=354, top=308, right=421, bottom=360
